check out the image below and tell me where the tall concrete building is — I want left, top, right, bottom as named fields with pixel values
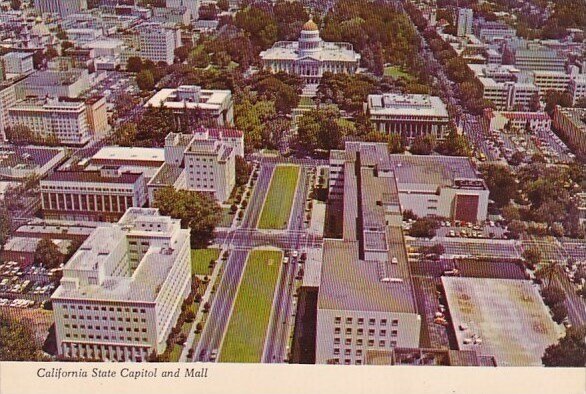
left=137, top=23, right=177, bottom=65
left=317, top=142, right=421, bottom=365
left=456, top=8, right=473, bottom=37
left=0, top=82, right=17, bottom=141
left=34, top=0, right=87, bottom=17
left=51, top=208, right=191, bottom=362
left=165, top=0, right=199, bottom=20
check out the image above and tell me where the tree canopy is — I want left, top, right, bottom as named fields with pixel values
left=0, top=313, right=45, bottom=361
left=542, top=325, right=586, bottom=367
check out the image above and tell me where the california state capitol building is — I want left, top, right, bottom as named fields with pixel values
left=259, top=18, right=361, bottom=87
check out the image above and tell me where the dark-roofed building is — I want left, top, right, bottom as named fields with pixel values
left=0, top=145, right=66, bottom=179
left=317, top=142, right=421, bottom=365
left=40, top=166, right=147, bottom=222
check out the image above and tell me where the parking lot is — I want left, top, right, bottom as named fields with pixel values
left=0, top=261, right=57, bottom=307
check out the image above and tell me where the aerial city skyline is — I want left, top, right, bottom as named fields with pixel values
left=0, top=0, right=584, bottom=374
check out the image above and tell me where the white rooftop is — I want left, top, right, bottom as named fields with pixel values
left=92, top=146, right=165, bottom=163
left=367, top=94, right=449, bottom=118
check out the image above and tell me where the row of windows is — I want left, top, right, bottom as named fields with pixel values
left=334, top=317, right=398, bottom=326
left=334, top=328, right=397, bottom=337
left=62, top=305, right=146, bottom=313
left=62, top=314, right=148, bottom=323
left=65, top=333, right=148, bottom=342
left=64, top=323, right=147, bottom=333
left=333, top=338, right=398, bottom=348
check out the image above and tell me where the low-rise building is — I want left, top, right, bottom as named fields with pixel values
left=515, top=46, right=566, bottom=72
left=40, top=166, right=147, bottom=222
left=0, top=145, right=66, bottom=179
left=365, top=94, right=450, bottom=141
left=51, top=208, right=191, bottom=362
left=530, top=70, right=571, bottom=94
left=388, top=155, right=489, bottom=222
left=485, top=109, right=551, bottom=133
left=21, top=69, right=90, bottom=99
left=473, top=20, right=516, bottom=43
left=569, top=74, right=586, bottom=105
left=144, top=85, right=233, bottom=127
left=552, top=106, right=586, bottom=155
left=318, top=142, right=421, bottom=365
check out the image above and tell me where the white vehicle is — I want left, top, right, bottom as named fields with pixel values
left=283, top=257, right=290, bottom=265
left=290, top=250, right=299, bottom=258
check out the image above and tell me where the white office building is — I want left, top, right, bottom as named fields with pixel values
left=365, top=94, right=450, bottom=141
left=0, top=82, right=17, bottom=141
left=260, top=19, right=361, bottom=85
left=137, top=23, right=177, bottom=65
left=456, top=8, right=473, bottom=37
left=8, top=98, right=91, bottom=145
left=145, top=85, right=234, bottom=127
left=2, top=52, right=34, bottom=75
left=318, top=142, right=421, bottom=365
left=51, top=208, right=191, bottom=362
left=569, top=74, right=586, bottom=105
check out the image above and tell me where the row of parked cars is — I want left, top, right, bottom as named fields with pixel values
left=0, top=298, right=35, bottom=308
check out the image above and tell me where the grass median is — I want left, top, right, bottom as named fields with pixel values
left=219, top=249, right=283, bottom=362
left=257, top=165, right=300, bottom=229
left=191, top=248, right=220, bottom=276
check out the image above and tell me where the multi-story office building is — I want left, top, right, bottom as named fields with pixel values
left=569, top=74, right=586, bottom=105
left=456, top=8, right=473, bottom=37
left=34, top=0, right=87, bottom=17
left=137, top=23, right=176, bottom=65
left=0, top=82, right=17, bottom=141
left=165, top=0, right=199, bottom=20
left=260, top=18, right=361, bottom=85
left=2, top=52, right=34, bottom=75
left=51, top=208, right=191, bottom=362
left=40, top=166, right=147, bottom=222
left=85, top=95, right=110, bottom=137
left=21, top=69, right=90, bottom=99
left=552, top=106, right=586, bottom=155
left=365, top=94, right=450, bottom=141
left=515, top=46, right=566, bottom=72
left=317, top=142, right=421, bottom=365
left=8, top=98, right=92, bottom=145
left=145, top=85, right=234, bottom=127
left=473, top=20, right=516, bottom=43
left=148, top=131, right=236, bottom=203
left=530, top=70, right=571, bottom=94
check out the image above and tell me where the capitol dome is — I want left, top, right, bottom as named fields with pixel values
left=302, top=18, right=318, bottom=32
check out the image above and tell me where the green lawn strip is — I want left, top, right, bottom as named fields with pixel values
left=191, top=248, right=220, bottom=276
left=169, top=344, right=183, bottom=362
left=258, top=165, right=300, bottom=229
left=219, top=250, right=283, bottom=363
left=384, top=66, right=414, bottom=80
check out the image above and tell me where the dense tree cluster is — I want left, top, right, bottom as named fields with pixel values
left=320, top=0, right=421, bottom=76
left=296, top=107, right=356, bottom=152
left=542, top=325, right=586, bottom=367
left=317, top=72, right=379, bottom=113
left=0, top=313, right=45, bottom=361
left=154, top=187, right=222, bottom=248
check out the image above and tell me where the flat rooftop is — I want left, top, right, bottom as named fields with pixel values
left=91, top=146, right=165, bottom=165
left=388, top=155, right=480, bottom=188
left=318, top=239, right=417, bottom=313
left=367, top=94, right=449, bottom=118
left=442, top=277, right=559, bottom=366
left=0, top=146, right=64, bottom=170
left=145, top=86, right=231, bottom=110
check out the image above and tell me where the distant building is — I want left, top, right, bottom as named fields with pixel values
left=317, top=142, right=421, bottom=365
left=473, top=20, right=516, bottom=43
left=569, top=74, right=586, bottom=105
left=484, top=109, right=551, bottom=133
left=0, top=82, right=17, bottom=141
left=8, top=98, right=92, bottom=146
left=21, top=69, right=90, bottom=99
left=34, top=0, right=87, bottom=17
left=0, top=145, right=66, bottom=179
left=165, top=0, right=199, bottom=20
left=51, top=208, right=191, bottom=362
left=530, top=70, right=571, bottom=94
left=137, top=22, right=177, bottom=65
left=40, top=166, right=147, bottom=222
left=1, top=236, right=70, bottom=268
left=260, top=18, right=361, bottom=86
left=365, top=94, right=450, bottom=141
left=85, top=96, right=111, bottom=137
left=2, top=52, right=34, bottom=75
left=456, top=8, right=473, bottom=37
left=515, top=46, right=566, bottom=72
left=552, top=106, right=586, bottom=155
left=144, top=85, right=234, bottom=127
